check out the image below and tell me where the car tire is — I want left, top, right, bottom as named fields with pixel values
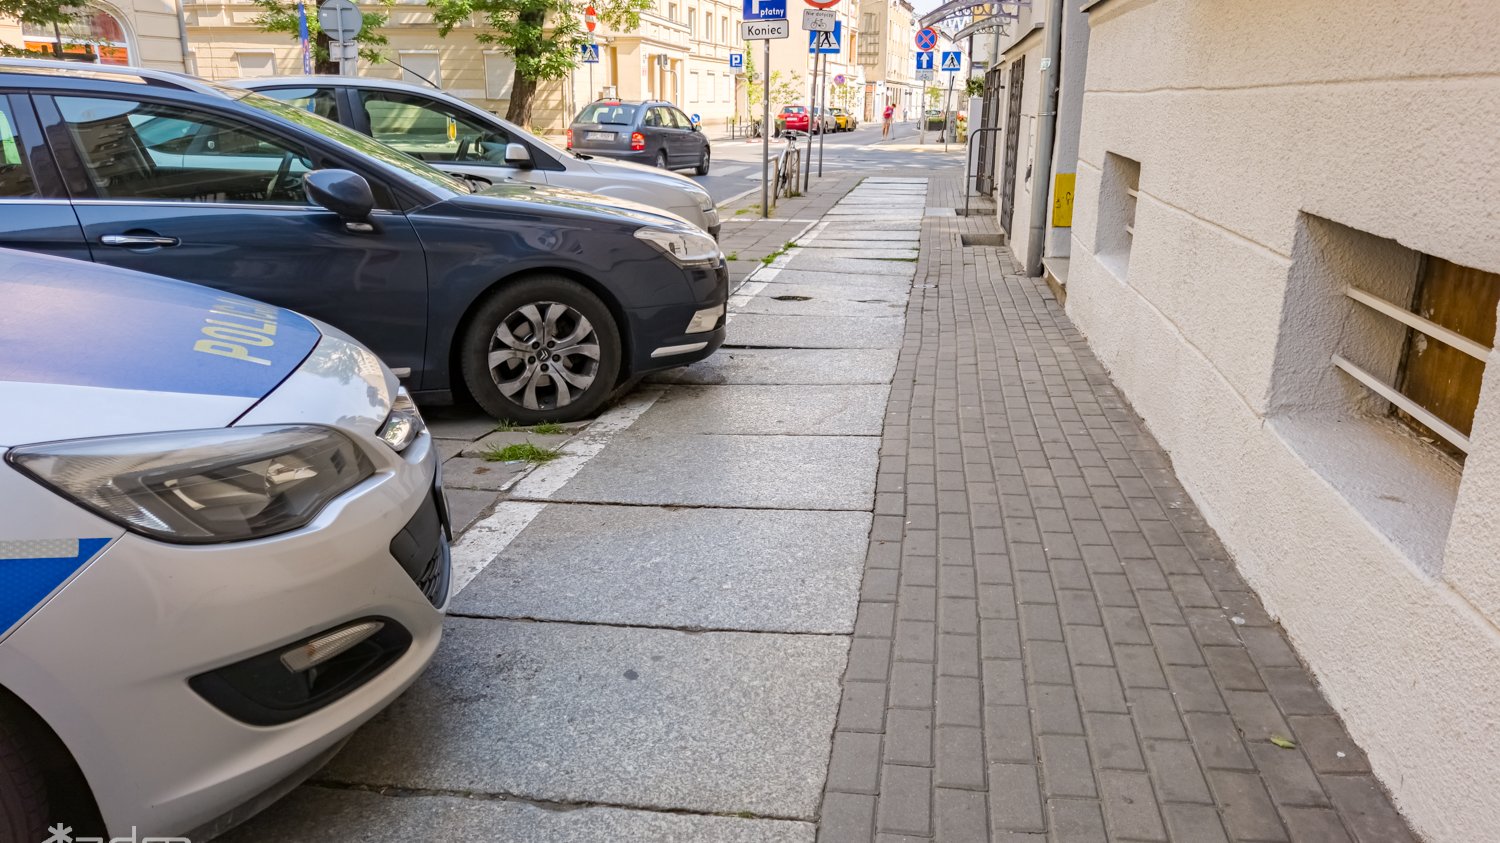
left=0, top=708, right=48, bottom=843
left=655, top=150, right=669, bottom=169
left=459, top=276, right=622, bottom=424
left=695, top=147, right=710, bottom=176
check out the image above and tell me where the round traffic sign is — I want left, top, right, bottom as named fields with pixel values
left=584, top=4, right=597, bottom=32
left=690, top=113, right=701, bottom=124
left=834, top=73, right=845, bottom=85
left=915, top=27, right=938, bottom=51
left=804, top=0, right=840, bottom=9
left=317, top=0, right=363, bottom=41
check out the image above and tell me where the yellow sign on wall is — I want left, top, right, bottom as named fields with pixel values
left=1052, top=173, right=1076, bottom=228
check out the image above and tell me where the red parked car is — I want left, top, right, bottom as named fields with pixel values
left=776, top=104, right=819, bottom=135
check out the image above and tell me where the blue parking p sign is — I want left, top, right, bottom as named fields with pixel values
left=743, top=0, right=786, bottom=20
left=729, top=52, right=744, bottom=69
left=579, top=42, right=600, bottom=63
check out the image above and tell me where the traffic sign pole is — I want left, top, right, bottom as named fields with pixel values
left=817, top=49, right=826, bottom=177
left=762, top=37, right=770, bottom=219
left=803, top=49, right=816, bottom=194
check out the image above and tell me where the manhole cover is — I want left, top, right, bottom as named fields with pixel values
left=773, top=295, right=813, bottom=301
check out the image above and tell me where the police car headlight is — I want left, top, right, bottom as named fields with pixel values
left=378, top=388, right=425, bottom=452
left=8, top=425, right=373, bottom=544
left=634, top=226, right=721, bottom=267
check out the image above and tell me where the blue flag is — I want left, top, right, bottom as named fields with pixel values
left=297, top=2, right=312, bottom=75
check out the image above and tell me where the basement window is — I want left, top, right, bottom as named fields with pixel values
left=1096, top=152, right=1140, bottom=278
left=1337, top=256, right=1499, bottom=462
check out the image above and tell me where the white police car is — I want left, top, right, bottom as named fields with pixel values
left=0, top=250, right=449, bottom=840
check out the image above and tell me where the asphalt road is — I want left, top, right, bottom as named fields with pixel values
left=689, top=120, right=941, bottom=204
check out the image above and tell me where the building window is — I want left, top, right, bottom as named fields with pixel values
left=235, top=51, right=275, bottom=78
left=688, top=7, right=695, bottom=34
left=1096, top=152, right=1140, bottom=277
left=704, top=11, right=713, bottom=41
left=668, top=2, right=678, bottom=21
left=1337, top=256, right=1500, bottom=459
left=722, top=16, right=729, bottom=43
left=485, top=52, right=516, bottom=100
left=690, top=71, right=700, bottom=101
left=22, top=7, right=132, bottom=65
left=398, top=52, right=442, bottom=87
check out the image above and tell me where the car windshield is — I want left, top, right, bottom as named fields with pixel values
left=224, top=87, right=473, bottom=194
left=576, top=103, right=638, bottom=125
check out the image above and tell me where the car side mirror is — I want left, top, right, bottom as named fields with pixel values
left=504, top=142, right=533, bottom=168
left=306, top=169, right=375, bottom=232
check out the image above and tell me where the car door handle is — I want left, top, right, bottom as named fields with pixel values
left=100, top=234, right=179, bottom=248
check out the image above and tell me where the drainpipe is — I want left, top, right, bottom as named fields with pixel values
left=174, top=0, right=192, bottom=72
left=1024, top=0, right=1064, bottom=277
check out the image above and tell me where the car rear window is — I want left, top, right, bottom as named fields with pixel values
left=576, top=103, right=638, bottom=125
left=782, top=106, right=806, bottom=113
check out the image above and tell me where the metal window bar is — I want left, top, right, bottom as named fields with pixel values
left=1345, top=286, right=1492, bottom=362
left=1332, top=354, right=1472, bottom=453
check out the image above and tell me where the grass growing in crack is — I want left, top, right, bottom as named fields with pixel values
left=493, top=419, right=521, bottom=432
left=482, top=443, right=561, bottom=464
left=760, top=242, right=797, bottom=265
left=726, top=252, right=739, bottom=261
left=530, top=422, right=565, bottom=435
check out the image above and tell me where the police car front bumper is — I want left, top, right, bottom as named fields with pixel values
left=0, top=329, right=449, bottom=838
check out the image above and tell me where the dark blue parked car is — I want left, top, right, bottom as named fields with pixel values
left=0, top=60, right=727, bottom=423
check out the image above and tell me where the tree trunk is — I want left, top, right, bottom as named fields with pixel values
left=506, top=71, right=539, bottom=126
left=503, top=8, right=547, bottom=127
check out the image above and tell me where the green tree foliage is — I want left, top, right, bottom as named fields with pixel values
left=429, top=0, right=650, bottom=126
left=964, top=76, right=984, bottom=98
left=0, top=0, right=79, bottom=57
left=252, top=0, right=395, bottom=73
left=742, top=51, right=801, bottom=112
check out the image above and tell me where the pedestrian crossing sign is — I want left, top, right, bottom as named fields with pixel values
left=941, top=50, right=961, bottom=72
left=579, top=42, right=600, bottom=63
left=808, top=20, right=841, bottom=53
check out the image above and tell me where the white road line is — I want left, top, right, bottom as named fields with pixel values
left=449, top=386, right=666, bottom=596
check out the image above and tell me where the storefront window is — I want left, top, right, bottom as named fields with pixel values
left=21, top=7, right=133, bottom=66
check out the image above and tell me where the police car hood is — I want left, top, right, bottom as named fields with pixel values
left=0, top=252, right=319, bottom=446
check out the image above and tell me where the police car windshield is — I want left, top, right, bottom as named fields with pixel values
left=225, top=87, right=473, bottom=194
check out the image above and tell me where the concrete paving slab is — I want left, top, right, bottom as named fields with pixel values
left=638, top=384, right=889, bottom=436
left=425, top=408, right=500, bottom=440
left=645, top=348, right=900, bottom=385
left=444, top=487, right=501, bottom=534
left=541, top=432, right=878, bottom=510
left=442, top=456, right=527, bottom=490
left=456, top=504, right=871, bottom=632
left=727, top=313, right=904, bottom=349
left=782, top=254, right=920, bottom=276
left=222, top=788, right=814, bottom=843
left=797, top=247, right=919, bottom=261
left=801, top=239, right=920, bottom=250
left=734, top=289, right=906, bottom=318
left=755, top=270, right=912, bottom=294
left=317, top=618, right=849, bottom=819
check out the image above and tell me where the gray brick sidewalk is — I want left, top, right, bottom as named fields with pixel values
left=819, top=179, right=1416, bottom=842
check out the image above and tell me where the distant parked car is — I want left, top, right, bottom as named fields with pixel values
left=234, top=77, right=720, bottom=237
left=777, top=104, right=816, bottom=135
left=829, top=107, right=856, bottom=131
left=924, top=109, right=948, bottom=130
left=566, top=99, right=711, bottom=175
left=811, top=106, right=837, bottom=134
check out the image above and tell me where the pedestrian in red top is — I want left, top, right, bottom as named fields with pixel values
left=882, top=103, right=896, bottom=137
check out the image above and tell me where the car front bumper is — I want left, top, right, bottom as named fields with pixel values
left=0, top=431, right=448, bottom=838
left=626, top=260, right=729, bottom=375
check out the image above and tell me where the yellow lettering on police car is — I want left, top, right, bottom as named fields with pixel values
left=193, top=297, right=280, bottom=364
left=206, top=316, right=278, bottom=336
left=194, top=339, right=272, bottom=365
left=202, top=325, right=275, bottom=346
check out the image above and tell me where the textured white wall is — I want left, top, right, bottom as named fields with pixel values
left=1064, top=0, right=1500, bottom=839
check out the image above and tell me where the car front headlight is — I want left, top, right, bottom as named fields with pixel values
left=378, top=388, right=426, bottom=452
left=634, top=226, right=721, bottom=267
left=8, top=425, right=374, bottom=544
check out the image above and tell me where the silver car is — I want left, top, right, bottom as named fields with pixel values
left=231, top=77, right=720, bottom=237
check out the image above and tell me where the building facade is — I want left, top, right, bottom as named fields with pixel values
left=1053, top=1, right=1500, bottom=840
left=181, top=0, right=756, bottom=133
left=856, top=0, right=917, bottom=122
left=0, top=0, right=190, bottom=71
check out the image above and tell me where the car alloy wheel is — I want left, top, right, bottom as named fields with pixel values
left=695, top=147, right=710, bottom=176
left=460, top=276, right=621, bottom=423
